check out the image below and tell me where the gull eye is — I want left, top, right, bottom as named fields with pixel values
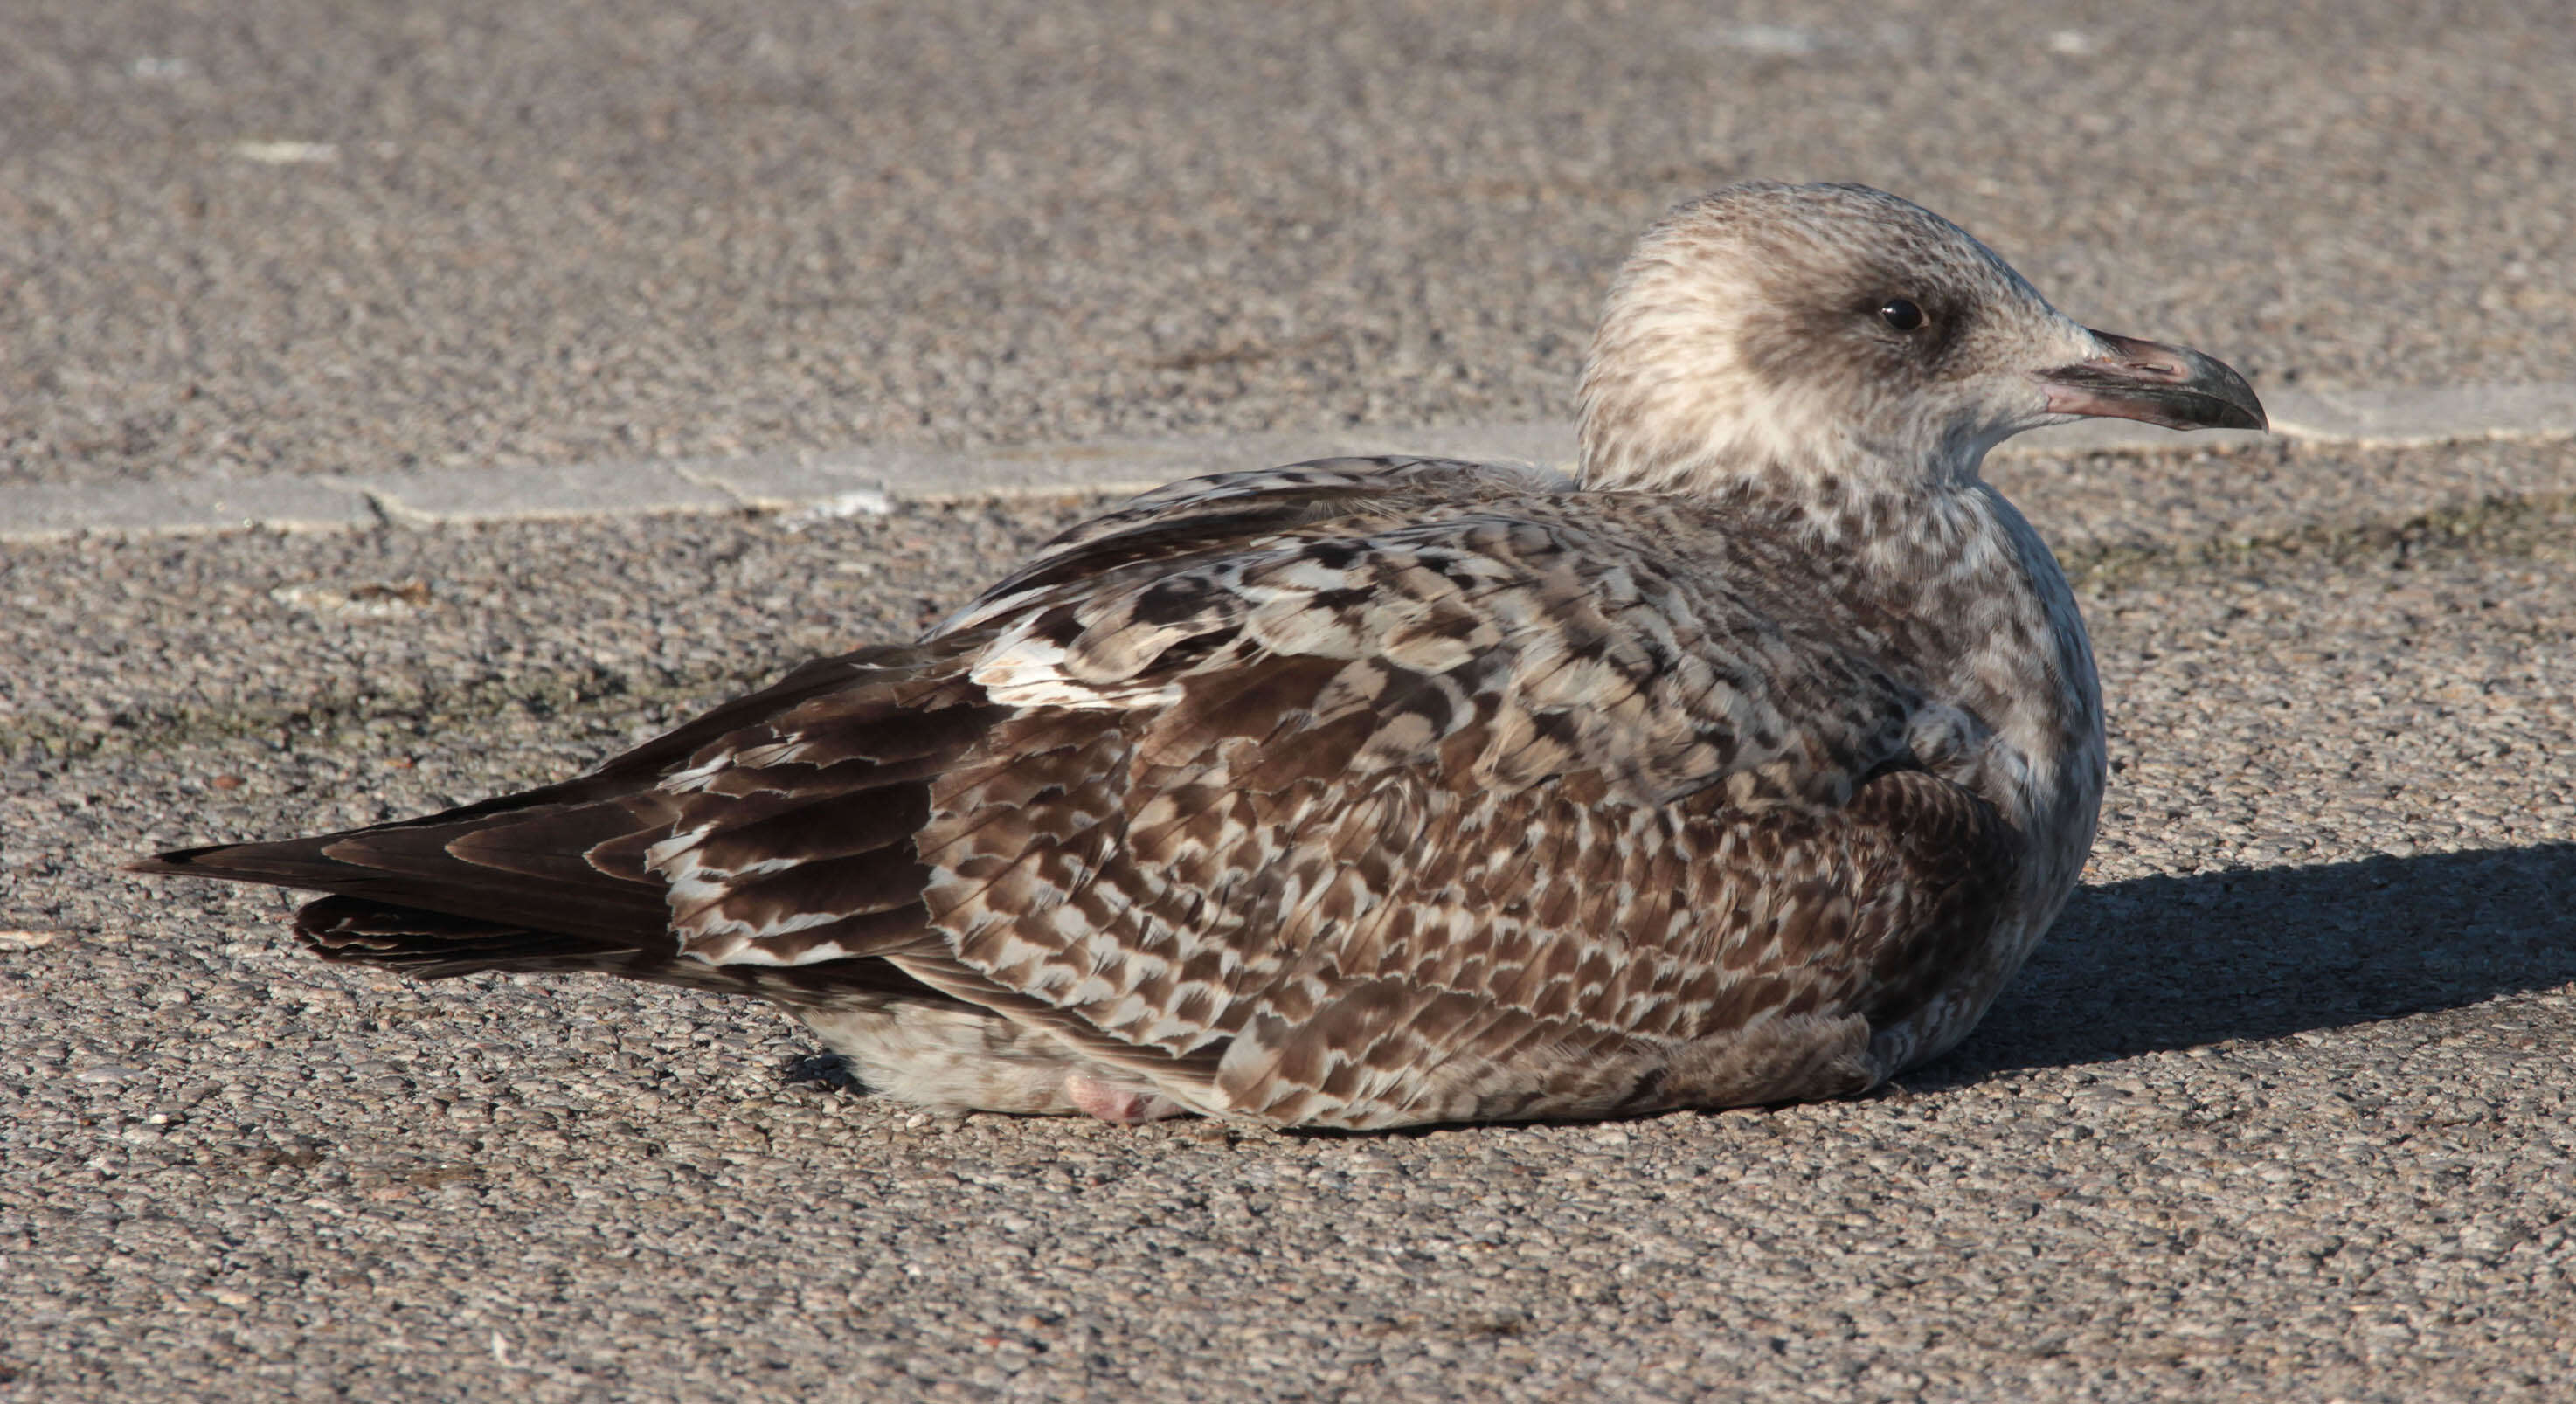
left=1877, top=297, right=1926, bottom=333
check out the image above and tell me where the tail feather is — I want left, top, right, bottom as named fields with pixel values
left=294, top=896, right=657, bottom=977
left=292, top=895, right=951, bottom=1008
left=131, top=810, right=674, bottom=947
left=128, top=638, right=1006, bottom=1011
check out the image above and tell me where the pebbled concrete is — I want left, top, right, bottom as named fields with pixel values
left=8, top=0, right=2576, bottom=496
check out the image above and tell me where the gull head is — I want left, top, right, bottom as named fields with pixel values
left=1576, top=181, right=2265, bottom=496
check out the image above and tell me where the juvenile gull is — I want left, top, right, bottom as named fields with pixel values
left=135, top=183, right=2264, bottom=1130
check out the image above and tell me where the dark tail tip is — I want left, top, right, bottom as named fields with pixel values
left=124, top=844, right=225, bottom=876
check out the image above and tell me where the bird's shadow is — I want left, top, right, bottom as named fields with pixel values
left=1933, top=842, right=2576, bottom=1082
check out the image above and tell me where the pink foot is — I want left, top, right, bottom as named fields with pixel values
left=1063, top=1069, right=1187, bottom=1124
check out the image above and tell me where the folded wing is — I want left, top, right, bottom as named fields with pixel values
left=138, top=457, right=2012, bottom=1126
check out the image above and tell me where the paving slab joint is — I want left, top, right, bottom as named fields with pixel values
left=3, top=380, right=2573, bottom=543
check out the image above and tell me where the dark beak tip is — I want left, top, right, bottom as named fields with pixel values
left=2162, top=391, right=2270, bottom=436
left=2198, top=354, right=2270, bottom=433
left=2192, top=385, right=2269, bottom=433
left=2046, top=333, right=2271, bottom=435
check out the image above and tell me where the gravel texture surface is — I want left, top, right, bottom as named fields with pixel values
left=10, top=0, right=2576, bottom=490
left=6, top=445, right=2573, bottom=1400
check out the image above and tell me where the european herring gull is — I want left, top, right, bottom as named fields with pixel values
left=135, top=183, right=2265, bottom=1130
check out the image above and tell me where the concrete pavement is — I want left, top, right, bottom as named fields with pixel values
left=8, top=0, right=2575, bottom=494
left=8, top=1, right=2576, bottom=1398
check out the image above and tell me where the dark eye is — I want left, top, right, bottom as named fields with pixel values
left=1878, top=297, right=1926, bottom=333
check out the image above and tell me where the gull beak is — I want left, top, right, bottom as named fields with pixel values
left=2035, top=331, right=2268, bottom=432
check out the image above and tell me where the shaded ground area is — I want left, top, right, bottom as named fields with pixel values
left=1978, top=846, right=2576, bottom=1073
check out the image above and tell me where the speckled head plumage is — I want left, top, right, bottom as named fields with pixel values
left=1579, top=181, right=2266, bottom=497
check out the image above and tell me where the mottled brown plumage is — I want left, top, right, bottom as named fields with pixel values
left=134, top=183, right=2265, bottom=1129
